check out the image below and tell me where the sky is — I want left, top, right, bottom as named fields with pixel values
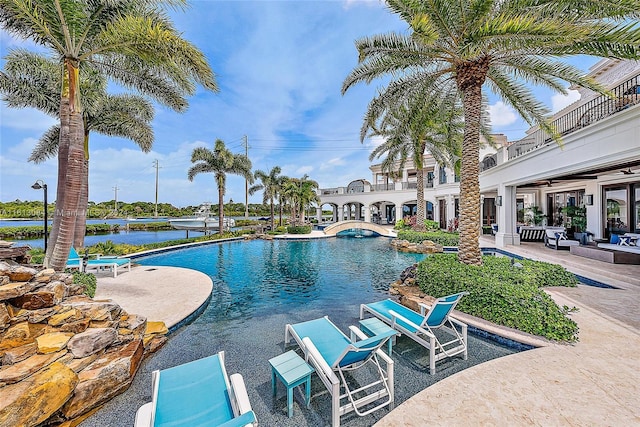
left=0, top=0, right=598, bottom=208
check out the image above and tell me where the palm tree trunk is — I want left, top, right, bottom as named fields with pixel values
left=278, top=199, right=283, bottom=226
left=46, top=61, right=84, bottom=270
left=73, top=129, right=90, bottom=248
left=458, top=84, right=483, bottom=266
left=218, top=186, right=224, bottom=235
left=415, top=166, right=426, bottom=231
left=47, top=111, right=84, bottom=270
left=269, top=196, right=275, bottom=231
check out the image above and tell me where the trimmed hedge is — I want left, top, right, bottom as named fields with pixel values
left=397, top=230, right=460, bottom=246
left=287, top=225, right=312, bottom=234
left=416, top=254, right=579, bottom=342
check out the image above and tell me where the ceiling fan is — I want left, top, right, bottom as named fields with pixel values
left=621, top=168, right=635, bottom=175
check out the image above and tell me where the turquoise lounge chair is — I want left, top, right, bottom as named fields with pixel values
left=66, top=247, right=131, bottom=278
left=360, top=293, right=469, bottom=374
left=134, top=351, right=257, bottom=427
left=284, top=316, right=396, bottom=427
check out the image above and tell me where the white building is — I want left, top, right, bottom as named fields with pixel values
left=318, top=58, right=640, bottom=247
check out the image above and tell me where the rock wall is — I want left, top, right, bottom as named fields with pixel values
left=390, top=239, right=443, bottom=254
left=0, top=261, right=168, bottom=426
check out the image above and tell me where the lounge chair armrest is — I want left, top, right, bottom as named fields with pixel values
left=348, top=325, right=368, bottom=342
left=134, top=402, right=153, bottom=427
left=302, top=337, right=339, bottom=385
left=418, top=302, right=431, bottom=316
left=388, top=309, right=435, bottom=339
left=229, top=373, right=253, bottom=415
left=216, top=410, right=257, bottom=427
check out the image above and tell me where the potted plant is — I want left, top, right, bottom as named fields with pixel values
left=562, top=205, right=587, bottom=242
left=524, top=205, right=546, bottom=226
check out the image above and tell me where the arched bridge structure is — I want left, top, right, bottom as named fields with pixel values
left=323, top=220, right=396, bottom=237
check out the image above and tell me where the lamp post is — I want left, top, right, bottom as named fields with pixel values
left=31, top=180, right=48, bottom=254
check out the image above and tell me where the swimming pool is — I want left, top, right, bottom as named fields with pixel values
left=81, top=238, right=519, bottom=427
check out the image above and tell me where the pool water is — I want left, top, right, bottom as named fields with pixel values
left=81, top=238, right=519, bottom=427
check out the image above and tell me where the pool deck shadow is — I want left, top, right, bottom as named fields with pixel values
left=95, top=235, right=640, bottom=426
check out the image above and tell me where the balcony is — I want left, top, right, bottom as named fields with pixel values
left=481, top=73, right=640, bottom=172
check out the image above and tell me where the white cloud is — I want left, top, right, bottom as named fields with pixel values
left=487, top=101, right=518, bottom=127
left=320, top=157, right=346, bottom=170
left=551, top=90, right=581, bottom=113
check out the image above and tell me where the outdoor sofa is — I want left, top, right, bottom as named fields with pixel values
left=597, top=233, right=640, bottom=254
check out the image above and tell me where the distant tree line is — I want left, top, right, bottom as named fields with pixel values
left=0, top=200, right=274, bottom=219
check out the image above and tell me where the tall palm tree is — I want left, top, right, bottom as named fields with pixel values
left=188, top=139, right=253, bottom=234
left=0, top=0, right=217, bottom=270
left=0, top=50, right=154, bottom=248
left=282, top=175, right=319, bottom=225
left=343, top=0, right=640, bottom=265
left=249, top=166, right=283, bottom=231
left=363, top=89, right=464, bottom=231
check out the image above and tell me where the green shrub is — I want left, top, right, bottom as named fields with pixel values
left=287, top=225, right=312, bottom=234
left=394, top=219, right=409, bottom=230
left=72, top=270, right=97, bottom=298
left=397, top=230, right=460, bottom=246
left=126, top=221, right=172, bottom=231
left=482, top=225, right=493, bottom=235
left=235, top=219, right=260, bottom=227
left=415, top=254, right=579, bottom=342
left=28, top=247, right=45, bottom=264
left=423, top=220, right=440, bottom=231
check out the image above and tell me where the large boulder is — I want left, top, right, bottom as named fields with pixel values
left=0, top=362, right=78, bottom=426
left=7, top=266, right=38, bottom=283
left=61, top=339, right=144, bottom=419
left=67, top=328, right=118, bottom=358
left=1, top=342, right=37, bottom=365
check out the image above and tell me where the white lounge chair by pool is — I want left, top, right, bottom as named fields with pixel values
left=66, top=247, right=131, bottom=278
left=284, top=316, right=395, bottom=427
left=134, top=351, right=256, bottom=427
left=361, top=293, right=469, bottom=374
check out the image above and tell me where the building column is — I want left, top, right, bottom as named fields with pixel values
left=395, top=205, right=403, bottom=225
left=495, top=185, right=521, bottom=246
left=316, top=207, right=322, bottom=223
left=364, top=204, right=371, bottom=223
left=338, top=204, right=343, bottom=222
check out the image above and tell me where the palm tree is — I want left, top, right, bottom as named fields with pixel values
left=249, top=166, right=283, bottom=231
left=363, top=89, right=464, bottom=231
left=0, top=0, right=217, bottom=270
left=188, top=139, right=253, bottom=234
left=282, top=175, right=319, bottom=225
left=343, top=0, right=640, bottom=265
left=0, top=50, right=154, bottom=248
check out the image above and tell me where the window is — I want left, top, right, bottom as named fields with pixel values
left=439, top=167, right=447, bottom=184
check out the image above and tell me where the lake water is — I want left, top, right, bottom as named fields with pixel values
left=0, top=218, right=242, bottom=248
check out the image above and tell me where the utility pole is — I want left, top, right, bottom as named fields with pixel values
left=113, top=185, right=120, bottom=215
left=153, top=159, right=161, bottom=218
left=243, top=135, right=249, bottom=219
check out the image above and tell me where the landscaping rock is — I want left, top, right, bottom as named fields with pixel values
left=27, top=306, right=58, bottom=323
left=145, top=321, right=168, bottom=335
left=49, top=308, right=84, bottom=326
left=0, top=282, right=36, bottom=302
left=0, top=362, right=78, bottom=427
left=58, top=319, right=90, bottom=334
left=67, top=328, right=117, bottom=358
left=70, top=301, right=122, bottom=322
left=7, top=266, right=37, bottom=282
left=0, top=349, right=66, bottom=384
left=0, top=304, right=9, bottom=330
left=1, top=342, right=37, bottom=365
left=61, top=339, right=143, bottom=419
left=36, top=332, right=74, bottom=354
left=34, top=268, right=56, bottom=283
